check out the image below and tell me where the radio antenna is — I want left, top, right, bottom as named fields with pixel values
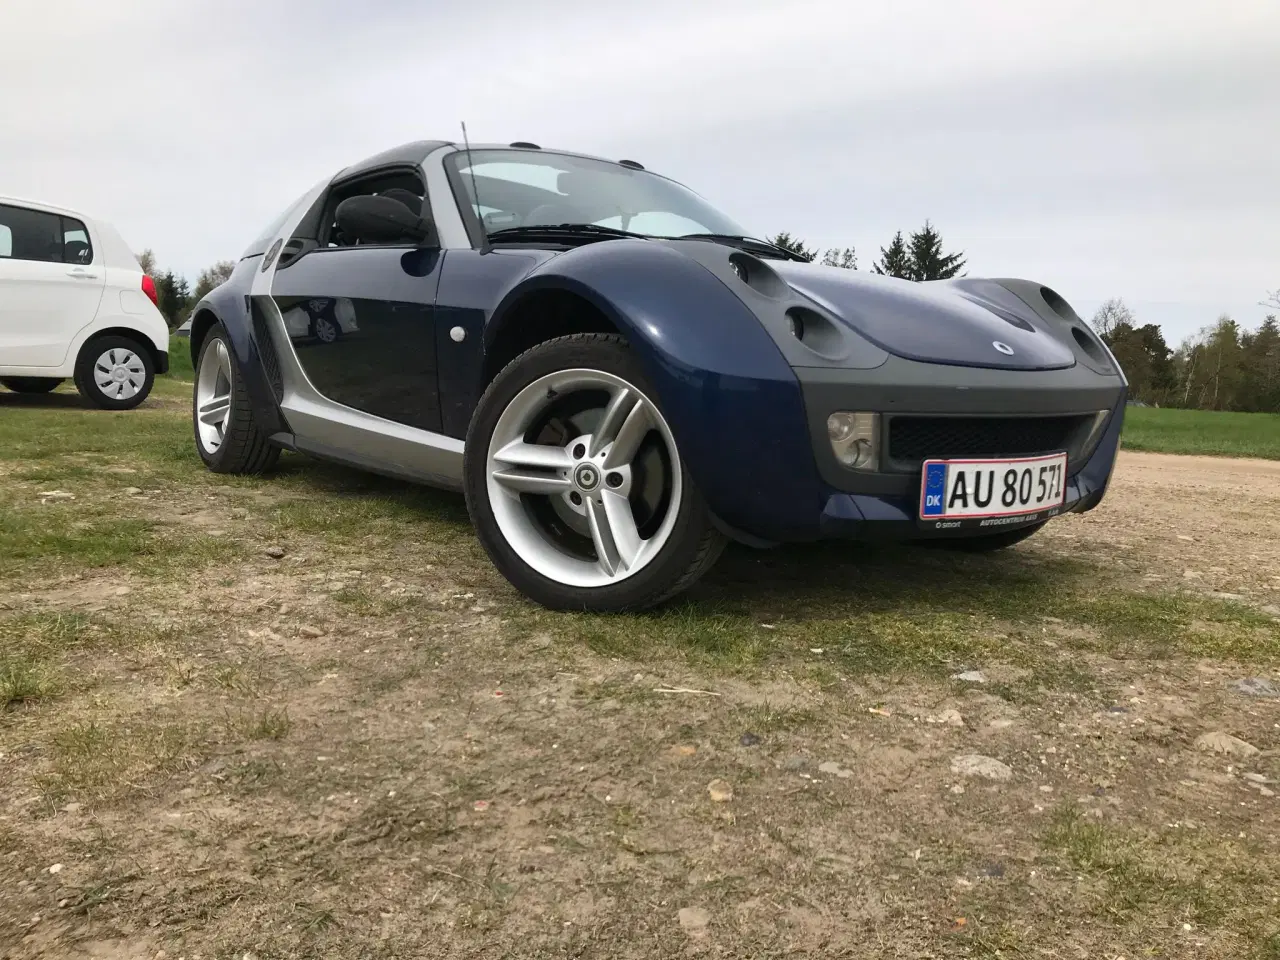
left=461, top=121, right=490, bottom=254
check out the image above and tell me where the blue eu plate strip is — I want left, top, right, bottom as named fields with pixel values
left=921, top=462, right=947, bottom=517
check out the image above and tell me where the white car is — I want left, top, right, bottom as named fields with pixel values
left=0, top=196, right=170, bottom=409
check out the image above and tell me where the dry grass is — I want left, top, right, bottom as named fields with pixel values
left=0, top=379, right=1277, bottom=958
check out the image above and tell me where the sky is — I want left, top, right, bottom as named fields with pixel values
left=2, top=0, right=1277, bottom=343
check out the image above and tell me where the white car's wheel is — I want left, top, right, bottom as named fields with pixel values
left=464, top=333, right=724, bottom=611
left=74, top=336, right=154, bottom=410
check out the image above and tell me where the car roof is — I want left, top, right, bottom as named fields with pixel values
left=0, top=194, right=91, bottom=220
left=335, top=141, right=651, bottom=182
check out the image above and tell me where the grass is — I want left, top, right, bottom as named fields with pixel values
left=167, top=333, right=195, bottom=380
left=1043, top=804, right=1280, bottom=952
left=1122, top=406, right=1280, bottom=459
left=2, top=341, right=1279, bottom=957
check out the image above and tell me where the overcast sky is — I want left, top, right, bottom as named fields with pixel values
left=2, top=0, right=1277, bottom=342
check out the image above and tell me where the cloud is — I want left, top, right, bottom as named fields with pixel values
left=1, top=0, right=1276, bottom=340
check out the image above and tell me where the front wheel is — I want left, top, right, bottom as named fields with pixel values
left=464, top=333, right=724, bottom=612
left=1, top=377, right=62, bottom=394
left=193, top=324, right=280, bottom=474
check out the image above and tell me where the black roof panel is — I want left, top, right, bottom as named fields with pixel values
left=334, top=141, right=453, bottom=181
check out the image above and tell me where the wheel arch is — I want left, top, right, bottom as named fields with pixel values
left=189, top=306, right=221, bottom=363
left=76, top=326, right=168, bottom=374
left=476, top=241, right=827, bottom=543
left=482, top=283, right=623, bottom=387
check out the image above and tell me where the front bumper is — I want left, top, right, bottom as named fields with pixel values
left=817, top=440, right=1116, bottom=540
left=802, top=357, right=1127, bottom=541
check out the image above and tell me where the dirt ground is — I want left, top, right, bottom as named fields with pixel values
left=1, top=428, right=1278, bottom=959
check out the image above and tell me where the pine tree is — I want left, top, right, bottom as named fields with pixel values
left=872, top=232, right=912, bottom=279
left=154, top=271, right=191, bottom=328
left=768, top=232, right=816, bottom=261
left=906, top=220, right=966, bottom=281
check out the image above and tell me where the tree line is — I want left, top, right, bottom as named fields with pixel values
left=768, top=220, right=967, bottom=281
left=136, top=249, right=235, bottom=329
left=1093, top=295, right=1280, bottom=413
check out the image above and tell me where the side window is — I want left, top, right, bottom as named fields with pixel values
left=0, top=203, right=65, bottom=263
left=61, top=217, right=93, bottom=264
left=318, top=170, right=429, bottom=248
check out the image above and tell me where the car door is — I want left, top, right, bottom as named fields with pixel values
left=267, top=168, right=445, bottom=433
left=0, top=203, right=106, bottom=368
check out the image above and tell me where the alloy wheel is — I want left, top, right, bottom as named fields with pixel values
left=485, top=368, right=683, bottom=588
left=195, top=337, right=233, bottom=453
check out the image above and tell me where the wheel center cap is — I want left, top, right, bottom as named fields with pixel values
left=574, top=464, right=600, bottom=491
left=112, top=367, right=127, bottom=381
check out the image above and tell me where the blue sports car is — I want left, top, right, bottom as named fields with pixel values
left=187, top=140, right=1126, bottom=611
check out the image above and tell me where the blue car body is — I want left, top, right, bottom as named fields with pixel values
left=189, top=140, right=1126, bottom=551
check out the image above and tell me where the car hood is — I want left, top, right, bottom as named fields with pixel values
left=769, top=261, right=1077, bottom=371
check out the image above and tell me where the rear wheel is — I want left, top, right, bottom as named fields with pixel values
left=193, top=324, right=280, bottom=474
left=464, top=333, right=724, bottom=612
left=74, top=336, right=154, bottom=410
left=925, top=521, right=1046, bottom=552
left=1, top=377, right=62, bottom=394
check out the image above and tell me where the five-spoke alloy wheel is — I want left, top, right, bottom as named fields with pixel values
left=465, top=334, right=724, bottom=612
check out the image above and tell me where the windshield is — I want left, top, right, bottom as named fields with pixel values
left=446, top=149, right=751, bottom=240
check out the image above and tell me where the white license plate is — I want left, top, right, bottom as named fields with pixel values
left=919, top=453, right=1067, bottom=520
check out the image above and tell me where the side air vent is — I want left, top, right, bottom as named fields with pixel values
left=1072, top=325, right=1107, bottom=363
left=785, top=307, right=847, bottom=361
left=250, top=301, right=284, bottom=402
left=728, top=253, right=788, bottom=299
left=1040, top=286, right=1083, bottom=323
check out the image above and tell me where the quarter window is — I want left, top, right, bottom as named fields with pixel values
left=0, top=204, right=93, bottom=264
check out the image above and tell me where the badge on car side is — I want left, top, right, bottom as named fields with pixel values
left=992, top=341, right=1014, bottom=355
left=262, top=238, right=283, bottom=271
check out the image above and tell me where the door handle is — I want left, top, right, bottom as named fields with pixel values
left=66, top=267, right=99, bottom=279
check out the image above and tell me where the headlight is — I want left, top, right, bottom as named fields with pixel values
left=827, top=412, right=880, bottom=471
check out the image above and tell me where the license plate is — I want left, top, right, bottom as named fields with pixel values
left=919, top=453, right=1067, bottom=520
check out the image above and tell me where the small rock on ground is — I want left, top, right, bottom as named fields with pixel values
left=678, top=906, right=710, bottom=937
left=950, top=754, right=1013, bottom=781
left=1195, top=731, right=1260, bottom=758
left=264, top=546, right=286, bottom=559
left=706, top=779, right=733, bottom=802
left=927, top=709, right=965, bottom=727
left=298, top=625, right=325, bottom=639
left=953, top=671, right=987, bottom=684
left=1232, top=677, right=1279, bottom=698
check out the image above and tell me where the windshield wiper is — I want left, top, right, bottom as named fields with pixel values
left=677, top=233, right=807, bottom=261
left=486, top=223, right=650, bottom=242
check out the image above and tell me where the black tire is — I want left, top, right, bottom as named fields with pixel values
left=73, top=335, right=155, bottom=410
left=193, top=324, right=280, bottom=474
left=464, top=333, right=725, bottom=612
left=925, top=521, right=1047, bottom=552
left=1, top=377, right=62, bottom=394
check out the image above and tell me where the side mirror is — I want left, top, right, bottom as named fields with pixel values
left=335, top=195, right=433, bottom=245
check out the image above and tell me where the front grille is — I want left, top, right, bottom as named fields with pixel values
left=887, top=414, right=1093, bottom=466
